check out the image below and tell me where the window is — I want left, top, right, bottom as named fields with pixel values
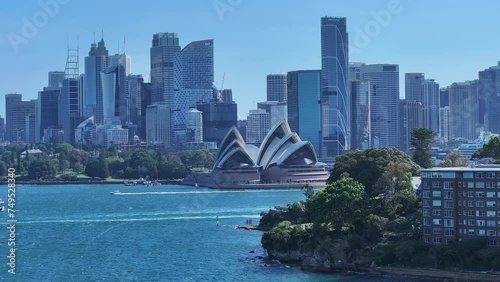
left=476, top=172, right=485, bottom=178
left=468, top=182, right=474, bottom=188
left=423, top=209, right=431, bottom=217
left=488, top=240, right=497, bottom=246
left=487, top=201, right=496, bottom=207
left=486, top=182, right=496, bottom=188
left=469, top=229, right=475, bottom=235
left=423, top=191, right=430, bottom=198
left=486, top=172, right=496, bottom=179
left=444, top=191, right=453, bottom=199
left=468, top=210, right=475, bottom=216
left=445, top=201, right=454, bottom=208
left=476, top=192, right=485, bottom=198
left=488, top=211, right=497, bottom=217
left=424, top=218, right=431, bottom=226
left=433, top=219, right=442, bottom=225
left=445, top=229, right=455, bottom=236
left=433, top=200, right=442, bottom=207
left=477, top=220, right=485, bottom=226
left=433, top=210, right=442, bottom=216
left=424, top=228, right=431, bottom=235
left=464, top=172, right=474, bottom=178
left=468, top=220, right=475, bottom=226
left=443, top=172, right=456, bottom=178
left=487, top=192, right=496, bottom=198
left=468, top=191, right=475, bottom=197
left=476, top=182, right=485, bottom=188
left=476, top=201, right=485, bottom=207
left=468, top=201, right=474, bottom=207
left=476, top=211, right=486, bottom=217
left=432, top=182, right=442, bottom=188
left=432, top=191, right=442, bottom=197
left=478, top=229, right=486, bottom=236
left=487, top=220, right=496, bottom=227
left=443, top=182, right=454, bottom=189
left=488, top=230, right=497, bottom=236
left=433, top=228, right=442, bottom=234
left=425, top=237, right=430, bottom=243
left=444, top=219, right=454, bottom=227
left=423, top=200, right=430, bottom=207
left=444, top=210, right=454, bottom=217
left=433, top=237, right=442, bottom=244
left=446, top=238, right=452, bottom=244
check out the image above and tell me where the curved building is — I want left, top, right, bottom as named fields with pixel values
left=212, top=120, right=329, bottom=184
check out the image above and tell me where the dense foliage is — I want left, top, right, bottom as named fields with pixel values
left=0, top=143, right=215, bottom=181
left=472, top=136, right=500, bottom=161
left=260, top=147, right=500, bottom=272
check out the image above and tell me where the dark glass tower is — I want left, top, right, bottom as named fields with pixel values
left=320, top=16, right=349, bottom=158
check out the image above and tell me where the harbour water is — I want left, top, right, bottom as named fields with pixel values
left=0, top=184, right=433, bottom=281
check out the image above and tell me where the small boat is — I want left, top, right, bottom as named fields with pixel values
left=195, top=183, right=199, bottom=188
left=124, top=181, right=137, bottom=186
left=110, top=190, right=121, bottom=195
left=0, top=199, right=4, bottom=211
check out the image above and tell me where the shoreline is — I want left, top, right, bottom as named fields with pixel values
left=0, top=179, right=184, bottom=185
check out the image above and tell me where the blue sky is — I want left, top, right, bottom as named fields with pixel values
left=1, top=0, right=499, bottom=119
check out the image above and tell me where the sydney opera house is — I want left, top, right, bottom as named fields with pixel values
left=191, top=120, right=329, bottom=188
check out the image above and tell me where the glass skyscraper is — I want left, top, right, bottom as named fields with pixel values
left=150, top=32, right=181, bottom=106
left=320, top=16, right=350, bottom=158
left=287, top=70, right=321, bottom=155
left=267, top=74, right=287, bottom=102
left=351, top=79, right=371, bottom=150
left=84, top=38, right=108, bottom=123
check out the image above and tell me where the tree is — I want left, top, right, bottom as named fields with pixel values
left=27, top=158, right=57, bottom=180
left=439, top=151, right=470, bottom=167
left=473, top=136, right=500, bottom=161
left=307, top=177, right=367, bottom=232
left=410, top=128, right=436, bottom=168
left=85, top=160, right=108, bottom=179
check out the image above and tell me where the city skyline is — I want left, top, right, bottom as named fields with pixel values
left=2, top=0, right=500, bottom=120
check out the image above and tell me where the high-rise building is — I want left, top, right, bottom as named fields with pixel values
left=221, top=89, right=233, bottom=103
left=101, top=64, right=126, bottom=124
left=48, top=71, right=65, bottom=88
left=439, top=106, right=451, bottom=142
left=449, top=80, right=479, bottom=141
left=146, top=103, right=171, bottom=146
left=399, top=100, right=424, bottom=152
left=0, top=115, right=5, bottom=141
left=351, top=79, right=371, bottom=150
left=5, top=94, right=35, bottom=142
left=151, top=32, right=181, bottom=105
left=257, top=101, right=287, bottom=128
left=246, top=109, right=270, bottom=144
left=287, top=70, right=321, bottom=154
left=126, top=74, right=144, bottom=128
left=58, top=79, right=82, bottom=144
left=440, top=87, right=450, bottom=107
left=25, top=114, right=36, bottom=144
left=405, top=73, right=425, bottom=102
left=479, top=63, right=500, bottom=134
left=422, top=79, right=440, bottom=134
left=360, top=64, right=400, bottom=148
left=139, top=82, right=152, bottom=140
left=36, top=87, right=60, bottom=142
left=186, top=108, right=203, bottom=143
left=320, top=16, right=350, bottom=158
left=84, top=38, right=108, bottom=122
left=349, top=62, right=365, bottom=80
left=197, top=100, right=237, bottom=144
left=266, top=74, right=287, bottom=102
left=108, top=53, right=131, bottom=76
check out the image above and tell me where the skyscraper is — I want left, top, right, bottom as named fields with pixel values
left=257, top=101, right=287, bottom=128
left=126, top=74, right=144, bottom=128
left=5, top=94, right=36, bottom=143
left=108, top=53, right=131, bottom=76
left=405, top=73, right=425, bottom=101
left=36, top=87, right=60, bottom=142
left=58, top=79, right=82, bottom=144
left=399, top=100, right=424, bottom=152
left=422, top=79, right=440, bottom=134
left=25, top=114, right=36, bottom=144
left=449, top=80, right=479, bottom=141
left=321, top=16, right=350, bottom=158
left=186, top=109, right=203, bottom=143
left=139, top=82, right=152, bottom=140
left=48, top=71, right=65, bottom=88
left=287, top=70, right=322, bottom=154
left=146, top=103, right=171, bottom=146
left=246, top=109, right=270, bottom=144
left=197, top=100, right=237, bottom=144
left=101, top=64, right=126, bottom=124
left=351, top=79, right=371, bottom=150
left=267, top=74, right=287, bottom=102
left=479, top=62, right=500, bottom=133
left=84, top=38, right=108, bottom=122
left=150, top=32, right=181, bottom=105
left=439, top=106, right=450, bottom=142
left=360, top=64, right=400, bottom=148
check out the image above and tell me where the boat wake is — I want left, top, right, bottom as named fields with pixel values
left=111, top=189, right=299, bottom=196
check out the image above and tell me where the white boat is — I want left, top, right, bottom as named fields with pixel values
left=110, top=190, right=121, bottom=195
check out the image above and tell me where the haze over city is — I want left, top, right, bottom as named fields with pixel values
left=1, top=0, right=500, bottom=118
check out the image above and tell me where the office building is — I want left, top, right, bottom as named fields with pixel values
left=257, top=101, right=287, bottom=128
left=186, top=108, right=203, bottom=143
left=439, top=106, right=451, bottom=142
left=151, top=32, right=181, bottom=105
left=351, top=79, right=371, bottom=150
left=246, top=109, right=271, bottom=145
left=421, top=167, right=500, bottom=246
left=84, top=38, right=108, bottom=122
left=126, top=74, right=144, bottom=128
left=360, top=64, right=400, bottom=148
left=321, top=16, right=350, bottom=158
left=440, top=87, right=450, bottom=108
left=25, top=114, right=36, bottom=144
left=449, top=81, right=479, bottom=141
left=479, top=63, right=500, bottom=134
left=48, top=71, right=65, bottom=88
left=36, top=87, right=60, bottom=142
left=108, top=53, right=131, bottom=76
left=58, top=78, right=82, bottom=144
left=399, top=100, right=424, bottom=152
left=146, top=103, right=171, bottom=146
left=0, top=115, right=5, bottom=141
left=5, top=94, right=35, bottom=142
left=422, top=79, right=440, bottom=134
left=267, top=74, right=287, bottom=102
left=221, top=89, right=233, bottom=103
left=287, top=70, right=321, bottom=154
left=349, top=62, right=365, bottom=80
left=101, top=64, right=126, bottom=124
left=405, top=73, right=425, bottom=102
left=139, top=82, right=151, bottom=140
left=197, top=100, right=237, bottom=145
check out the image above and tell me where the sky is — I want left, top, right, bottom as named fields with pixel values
left=1, top=0, right=500, bottom=119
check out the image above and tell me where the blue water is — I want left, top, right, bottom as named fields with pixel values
left=0, top=184, right=433, bottom=281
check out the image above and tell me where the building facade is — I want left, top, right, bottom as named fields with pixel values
left=146, top=103, right=171, bottom=146
left=246, top=109, right=270, bottom=145
left=36, top=87, right=60, bottom=142
left=48, top=71, right=65, bottom=88
left=320, top=16, right=350, bottom=158
left=287, top=70, right=321, bottom=154
left=266, top=74, right=287, bottom=102
left=150, top=32, right=181, bottom=106
left=449, top=80, right=479, bottom=141
left=58, top=78, right=82, bottom=144
left=197, top=100, right=237, bottom=145
left=479, top=63, right=500, bottom=134
left=84, top=38, right=108, bottom=123
left=440, top=106, right=451, bottom=142
left=351, top=79, right=371, bottom=150
left=399, top=100, right=424, bottom=152
left=405, top=73, right=425, bottom=102
left=421, top=167, right=500, bottom=246
left=422, top=79, right=440, bottom=134
left=360, top=64, right=400, bottom=149
left=5, top=94, right=36, bottom=143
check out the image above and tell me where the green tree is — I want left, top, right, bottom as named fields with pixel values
left=308, top=177, right=367, bottom=232
left=472, top=136, right=500, bottom=160
left=439, top=151, right=470, bottom=167
left=27, top=158, right=57, bottom=180
left=410, top=128, right=436, bottom=168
